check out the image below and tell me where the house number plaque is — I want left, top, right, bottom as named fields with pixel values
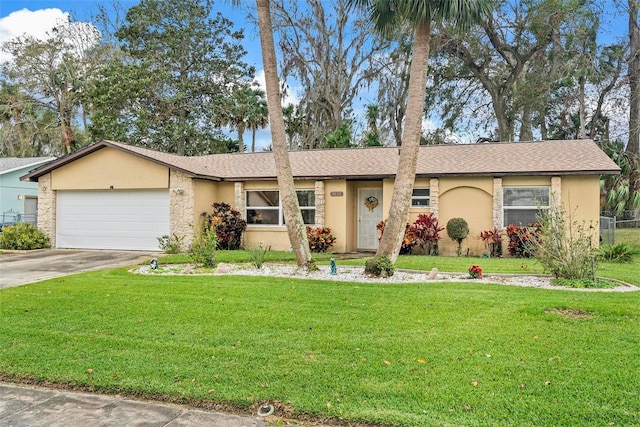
left=330, top=191, right=344, bottom=197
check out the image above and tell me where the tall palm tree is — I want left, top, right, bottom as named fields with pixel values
left=246, top=88, right=269, bottom=152
left=231, top=0, right=315, bottom=270
left=349, top=0, right=492, bottom=263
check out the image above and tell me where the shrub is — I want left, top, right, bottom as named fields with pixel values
left=526, top=205, right=597, bottom=280
left=306, top=226, right=336, bottom=253
left=364, top=256, right=395, bottom=277
left=377, top=220, right=415, bottom=254
left=189, top=225, right=217, bottom=267
left=0, top=223, right=50, bottom=250
left=597, top=243, right=637, bottom=263
left=157, top=233, right=184, bottom=254
left=505, top=223, right=541, bottom=258
left=479, top=228, right=503, bottom=257
left=248, top=241, right=269, bottom=268
left=201, top=202, right=247, bottom=250
left=409, top=213, right=444, bottom=255
left=468, top=265, right=483, bottom=279
left=446, top=217, right=469, bottom=256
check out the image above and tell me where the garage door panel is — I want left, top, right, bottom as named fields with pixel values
left=57, top=190, right=169, bottom=251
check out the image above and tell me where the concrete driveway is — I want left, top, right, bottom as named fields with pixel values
left=0, top=249, right=154, bottom=289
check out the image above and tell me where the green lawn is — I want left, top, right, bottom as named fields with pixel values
left=1, top=261, right=639, bottom=426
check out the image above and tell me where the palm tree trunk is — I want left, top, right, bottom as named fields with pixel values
left=256, top=0, right=314, bottom=270
left=376, top=21, right=431, bottom=262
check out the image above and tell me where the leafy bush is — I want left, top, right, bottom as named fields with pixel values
left=0, top=223, right=50, bottom=250
left=201, top=202, right=247, bottom=250
left=505, top=223, right=540, bottom=258
left=377, top=220, right=415, bottom=254
left=364, top=256, right=395, bottom=277
left=526, top=205, right=597, bottom=280
left=409, top=213, right=444, bottom=255
left=446, top=217, right=469, bottom=256
left=157, top=233, right=184, bottom=254
left=306, top=226, right=337, bottom=253
left=479, top=228, right=503, bottom=257
left=189, top=225, right=217, bottom=267
left=597, top=243, right=637, bottom=263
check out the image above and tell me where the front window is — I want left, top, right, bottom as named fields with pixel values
left=297, top=190, right=315, bottom=224
left=503, top=187, right=550, bottom=226
left=411, top=188, right=430, bottom=207
left=246, top=190, right=315, bottom=225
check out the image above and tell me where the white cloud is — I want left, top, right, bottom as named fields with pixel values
left=254, top=69, right=299, bottom=107
left=0, top=8, right=70, bottom=63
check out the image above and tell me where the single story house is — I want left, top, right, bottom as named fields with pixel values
left=1, top=157, right=55, bottom=227
left=22, top=139, right=619, bottom=255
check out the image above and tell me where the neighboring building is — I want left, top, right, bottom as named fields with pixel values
left=1, top=157, right=55, bottom=227
left=22, top=140, right=619, bottom=254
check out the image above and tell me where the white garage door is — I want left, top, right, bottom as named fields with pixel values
left=56, top=190, right=169, bottom=251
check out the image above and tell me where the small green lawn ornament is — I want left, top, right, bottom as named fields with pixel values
left=330, top=258, right=337, bottom=275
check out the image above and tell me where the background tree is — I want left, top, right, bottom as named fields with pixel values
left=1, top=18, right=100, bottom=154
left=373, top=27, right=413, bottom=146
left=246, top=88, right=269, bottom=152
left=362, top=103, right=383, bottom=146
left=89, top=0, right=254, bottom=155
left=215, top=84, right=267, bottom=152
left=282, top=104, right=306, bottom=150
left=350, top=0, right=492, bottom=265
left=430, top=0, right=601, bottom=142
left=0, top=82, right=59, bottom=156
left=270, top=0, right=390, bottom=149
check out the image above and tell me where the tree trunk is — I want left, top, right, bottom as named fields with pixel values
left=491, top=95, right=512, bottom=142
left=375, top=21, right=431, bottom=263
left=519, top=104, right=533, bottom=141
left=251, top=127, right=257, bottom=152
left=629, top=0, right=640, bottom=154
left=256, top=0, right=314, bottom=270
left=237, top=124, right=245, bottom=153
left=578, top=75, right=586, bottom=139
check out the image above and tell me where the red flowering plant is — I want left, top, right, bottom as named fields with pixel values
left=468, top=265, right=483, bottom=279
left=409, top=212, right=444, bottom=255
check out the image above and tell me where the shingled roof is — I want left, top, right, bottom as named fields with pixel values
left=21, top=139, right=620, bottom=182
left=1, top=157, right=55, bottom=175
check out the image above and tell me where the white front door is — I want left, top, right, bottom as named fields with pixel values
left=357, top=188, right=383, bottom=250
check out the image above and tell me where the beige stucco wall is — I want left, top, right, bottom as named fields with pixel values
left=560, top=175, right=601, bottom=243
left=51, top=147, right=169, bottom=190
left=324, top=180, right=349, bottom=252
left=437, top=177, right=494, bottom=256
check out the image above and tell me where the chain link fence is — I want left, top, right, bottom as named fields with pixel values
left=0, top=212, right=37, bottom=228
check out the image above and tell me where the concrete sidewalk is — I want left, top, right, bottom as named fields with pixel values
left=0, top=383, right=272, bottom=426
